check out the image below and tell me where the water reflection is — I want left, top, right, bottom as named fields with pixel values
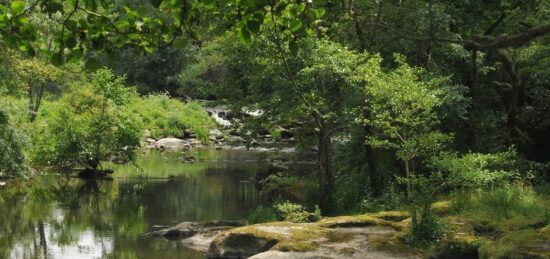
left=0, top=149, right=273, bottom=259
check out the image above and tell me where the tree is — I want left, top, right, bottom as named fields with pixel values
left=15, top=57, right=61, bottom=121
left=214, top=34, right=369, bottom=212
left=0, top=0, right=325, bottom=67
left=364, top=54, right=454, bottom=235
left=31, top=68, right=142, bottom=173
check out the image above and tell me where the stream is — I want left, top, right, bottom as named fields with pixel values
left=0, top=149, right=296, bottom=259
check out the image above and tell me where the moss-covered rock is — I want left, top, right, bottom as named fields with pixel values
left=208, top=222, right=327, bottom=258
left=431, top=201, right=452, bottom=216
left=205, top=215, right=425, bottom=258
left=479, top=225, right=550, bottom=258
left=317, top=211, right=409, bottom=229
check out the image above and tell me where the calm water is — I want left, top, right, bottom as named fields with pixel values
left=0, top=149, right=289, bottom=259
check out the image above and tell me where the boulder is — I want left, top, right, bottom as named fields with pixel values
left=156, top=138, right=186, bottom=149
left=209, top=129, right=224, bottom=140
left=207, top=221, right=421, bottom=259
left=147, top=221, right=243, bottom=252
left=183, top=129, right=198, bottom=139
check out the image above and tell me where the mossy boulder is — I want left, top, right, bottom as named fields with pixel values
left=147, top=221, right=243, bottom=240
left=208, top=222, right=327, bottom=258
left=207, top=214, right=421, bottom=258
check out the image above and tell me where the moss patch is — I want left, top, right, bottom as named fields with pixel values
left=317, top=213, right=403, bottom=229
left=479, top=226, right=550, bottom=258
left=210, top=221, right=328, bottom=255
left=431, top=201, right=452, bottom=216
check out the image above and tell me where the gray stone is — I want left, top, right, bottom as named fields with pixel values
left=156, top=138, right=186, bottom=149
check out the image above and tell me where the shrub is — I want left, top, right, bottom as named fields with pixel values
left=0, top=110, right=26, bottom=177
left=274, top=201, right=321, bottom=223
left=430, top=149, right=521, bottom=189
left=129, top=94, right=215, bottom=141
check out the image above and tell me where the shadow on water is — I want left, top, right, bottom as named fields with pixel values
left=0, top=149, right=295, bottom=259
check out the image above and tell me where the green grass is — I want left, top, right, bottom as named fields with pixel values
left=130, top=94, right=216, bottom=141
left=451, top=184, right=549, bottom=233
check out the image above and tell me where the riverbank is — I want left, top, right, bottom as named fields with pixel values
left=148, top=201, right=550, bottom=258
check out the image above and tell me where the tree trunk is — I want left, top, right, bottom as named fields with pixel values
left=317, top=121, right=335, bottom=213
left=364, top=126, right=381, bottom=196
left=27, top=83, right=45, bottom=122
left=28, top=85, right=34, bottom=122
left=404, top=159, right=417, bottom=225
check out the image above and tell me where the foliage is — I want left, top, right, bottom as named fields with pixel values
left=451, top=184, right=549, bottom=227
left=31, top=68, right=142, bottom=170
left=356, top=182, right=406, bottom=213
left=129, top=94, right=215, bottom=141
left=0, top=110, right=26, bottom=177
left=113, top=47, right=195, bottom=94
left=364, top=55, right=453, bottom=162
left=247, top=205, right=278, bottom=224
left=430, top=149, right=522, bottom=189
left=274, top=201, right=321, bottom=223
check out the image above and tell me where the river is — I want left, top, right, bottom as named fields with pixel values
left=0, top=149, right=293, bottom=259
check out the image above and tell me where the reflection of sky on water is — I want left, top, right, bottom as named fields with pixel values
left=11, top=227, right=113, bottom=259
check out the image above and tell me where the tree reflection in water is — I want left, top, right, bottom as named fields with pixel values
left=0, top=149, right=278, bottom=259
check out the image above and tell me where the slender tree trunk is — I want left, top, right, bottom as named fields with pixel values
left=317, top=121, right=335, bottom=213
left=28, top=85, right=34, bottom=122
left=404, top=159, right=417, bottom=225
left=27, top=83, right=46, bottom=122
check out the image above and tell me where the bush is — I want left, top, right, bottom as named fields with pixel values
left=274, top=201, right=321, bottom=223
left=129, top=94, right=215, bottom=141
left=0, top=110, right=26, bottom=177
left=430, top=149, right=521, bottom=189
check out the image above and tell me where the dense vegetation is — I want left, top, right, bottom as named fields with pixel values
left=0, top=0, right=548, bottom=257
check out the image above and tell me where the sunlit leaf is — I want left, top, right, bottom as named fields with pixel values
left=11, top=1, right=25, bottom=15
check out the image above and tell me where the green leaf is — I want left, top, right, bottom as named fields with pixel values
left=288, top=20, right=302, bottom=32
left=314, top=8, right=326, bottom=18
left=11, top=1, right=25, bottom=15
